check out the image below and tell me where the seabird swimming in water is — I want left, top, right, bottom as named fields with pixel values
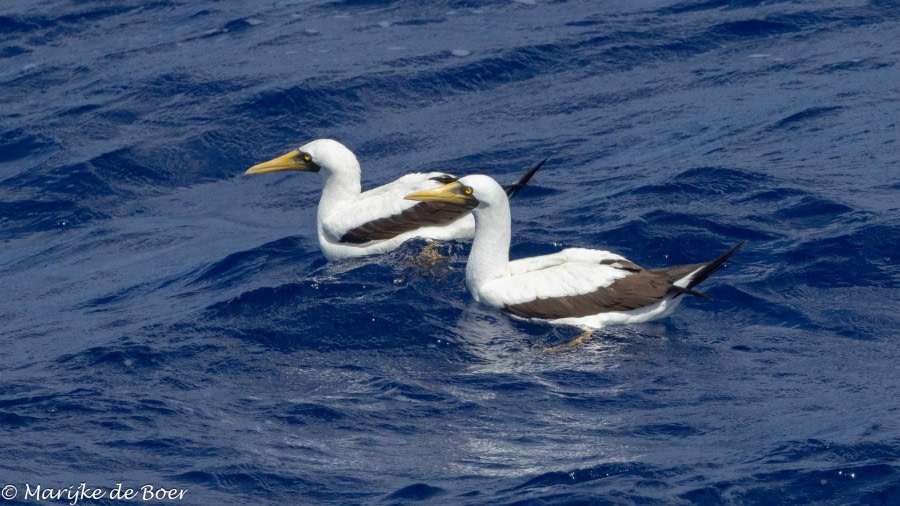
left=245, top=139, right=545, bottom=261
left=406, top=175, right=743, bottom=344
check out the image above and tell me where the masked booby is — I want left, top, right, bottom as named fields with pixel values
left=245, top=139, right=545, bottom=261
left=406, top=175, right=744, bottom=335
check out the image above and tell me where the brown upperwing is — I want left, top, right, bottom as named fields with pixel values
left=339, top=200, right=477, bottom=244
left=504, top=261, right=705, bottom=320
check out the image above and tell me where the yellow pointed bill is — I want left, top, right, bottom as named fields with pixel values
left=245, top=150, right=319, bottom=175
left=405, top=181, right=475, bottom=205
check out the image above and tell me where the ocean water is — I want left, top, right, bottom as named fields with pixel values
left=1, top=0, right=899, bottom=504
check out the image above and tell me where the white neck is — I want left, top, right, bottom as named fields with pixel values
left=316, top=166, right=362, bottom=222
left=466, top=199, right=511, bottom=301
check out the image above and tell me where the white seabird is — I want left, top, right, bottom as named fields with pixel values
left=406, top=174, right=743, bottom=342
left=244, top=139, right=544, bottom=261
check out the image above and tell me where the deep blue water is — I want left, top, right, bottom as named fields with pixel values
left=2, top=0, right=899, bottom=504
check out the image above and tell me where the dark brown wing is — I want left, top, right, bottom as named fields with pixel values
left=505, top=242, right=745, bottom=319
left=339, top=200, right=477, bottom=244
left=504, top=268, right=678, bottom=319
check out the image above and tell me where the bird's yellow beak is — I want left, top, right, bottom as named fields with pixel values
left=244, top=150, right=320, bottom=175
left=405, top=181, right=476, bottom=206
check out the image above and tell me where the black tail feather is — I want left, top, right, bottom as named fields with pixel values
left=685, top=241, right=746, bottom=291
left=504, top=157, right=548, bottom=198
left=670, top=285, right=713, bottom=301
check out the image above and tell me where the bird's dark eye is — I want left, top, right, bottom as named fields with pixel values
left=464, top=186, right=473, bottom=195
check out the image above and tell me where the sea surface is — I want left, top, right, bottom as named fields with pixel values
left=1, top=0, right=899, bottom=504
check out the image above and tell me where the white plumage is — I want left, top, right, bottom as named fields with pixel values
left=314, top=171, right=477, bottom=259
left=483, top=259, right=629, bottom=307
left=245, top=139, right=475, bottom=261
left=406, top=174, right=743, bottom=330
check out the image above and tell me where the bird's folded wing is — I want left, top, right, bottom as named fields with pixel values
left=485, top=254, right=677, bottom=319
left=321, top=172, right=473, bottom=244
left=508, top=248, right=629, bottom=275
left=482, top=261, right=630, bottom=307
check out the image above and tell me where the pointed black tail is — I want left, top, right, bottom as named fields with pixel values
left=504, top=158, right=548, bottom=198
left=685, top=241, right=746, bottom=290
left=669, top=284, right=713, bottom=300
left=652, top=241, right=745, bottom=300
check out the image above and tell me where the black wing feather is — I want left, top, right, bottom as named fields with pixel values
left=505, top=242, right=743, bottom=319
left=504, top=268, right=675, bottom=319
left=429, top=174, right=458, bottom=184
left=339, top=200, right=476, bottom=244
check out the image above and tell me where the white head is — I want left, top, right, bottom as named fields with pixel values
left=403, top=174, right=509, bottom=214
left=456, top=175, right=509, bottom=212
left=405, top=174, right=514, bottom=289
left=244, top=138, right=361, bottom=179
